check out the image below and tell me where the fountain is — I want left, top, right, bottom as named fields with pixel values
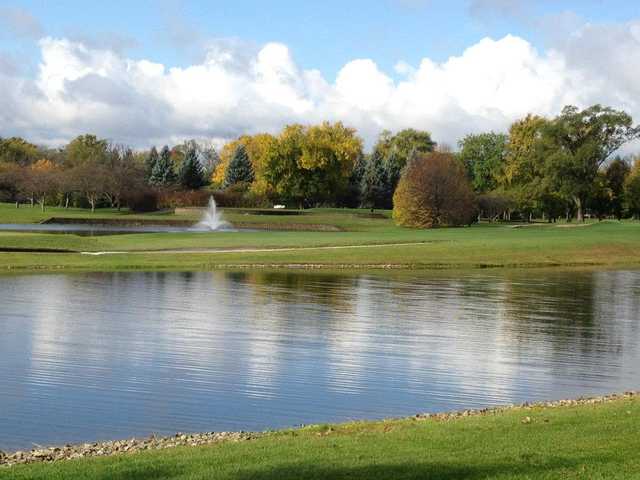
left=196, top=196, right=228, bottom=231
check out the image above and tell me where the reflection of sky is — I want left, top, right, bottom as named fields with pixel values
left=0, top=270, right=639, bottom=450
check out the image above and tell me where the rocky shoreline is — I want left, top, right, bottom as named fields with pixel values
left=1, top=391, right=636, bottom=468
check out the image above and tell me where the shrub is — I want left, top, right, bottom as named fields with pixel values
left=393, top=152, right=476, bottom=228
left=157, top=189, right=211, bottom=208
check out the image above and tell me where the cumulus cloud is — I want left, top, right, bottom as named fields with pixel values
left=1, top=20, right=640, bottom=149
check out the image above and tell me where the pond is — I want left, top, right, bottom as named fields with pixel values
left=0, top=270, right=639, bottom=450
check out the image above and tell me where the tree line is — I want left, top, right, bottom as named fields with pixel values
left=0, top=104, right=639, bottom=223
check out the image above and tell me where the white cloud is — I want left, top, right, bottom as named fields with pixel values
left=1, top=20, right=640, bottom=150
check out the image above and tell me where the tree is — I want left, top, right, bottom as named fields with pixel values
left=0, top=137, right=40, bottom=165
left=28, top=159, right=60, bottom=211
left=263, top=122, right=363, bottom=207
left=374, top=129, right=436, bottom=194
left=224, top=144, right=254, bottom=188
left=606, top=157, right=631, bottom=219
left=360, top=150, right=388, bottom=211
left=150, top=146, right=176, bottom=185
left=65, top=134, right=108, bottom=167
left=69, top=162, right=109, bottom=212
left=145, top=146, right=159, bottom=181
left=542, top=105, right=640, bottom=221
left=178, top=148, right=205, bottom=189
left=458, top=132, right=508, bottom=193
left=104, top=145, right=145, bottom=210
left=393, top=152, right=476, bottom=228
left=625, top=158, right=640, bottom=219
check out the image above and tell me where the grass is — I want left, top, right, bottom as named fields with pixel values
left=3, top=396, right=639, bottom=479
left=1, top=202, right=639, bottom=272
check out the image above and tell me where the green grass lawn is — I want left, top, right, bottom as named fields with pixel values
left=1, top=203, right=639, bottom=272
left=3, top=396, right=639, bottom=480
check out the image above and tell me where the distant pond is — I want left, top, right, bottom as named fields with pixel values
left=0, top=269, right=639, bottom=450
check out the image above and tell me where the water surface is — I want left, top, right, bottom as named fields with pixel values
left=0, top=270, right=639, bottom=450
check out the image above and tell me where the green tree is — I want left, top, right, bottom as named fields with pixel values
left=145, top=146, right=159, bottom=181
left=360, top=150, right=388, bottom=211
left=375, top=129, right=436, bottom=193
left=625, top=158, right=640, bottom=218
left=605, top=157, right=631, bottom=219
left=458, top=132, right=508, bottom=193
left=64, top=134, right=108, bottom=167
left=150, top=146, right=176, bottom=186
left=542, top=105, right=640, bottom=221
left=0, top=137, right=39, bottom=165
left=178, top=148, right=205, bottom=189
left=224, top=144, right=254, bottom=188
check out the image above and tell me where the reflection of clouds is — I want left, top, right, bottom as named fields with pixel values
left=2, top=270, right=640, bottom=450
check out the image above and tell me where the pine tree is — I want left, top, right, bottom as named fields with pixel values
left=145, top=146, right=159, bottom=181
left=224, top=144, right=254, bottom=188
left=178, top=148, right=205, bottom=189
left=360, top=149, right=388, bottom=211
left=150, top=145, right=176, bottom=185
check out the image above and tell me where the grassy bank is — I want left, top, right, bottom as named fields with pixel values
left=3, top=394, right=639, bottom=479
left=1, top=203, right=639, bottom=272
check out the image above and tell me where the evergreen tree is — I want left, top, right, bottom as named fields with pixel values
left=178, top=148, right=205, bottom=189
left=360, top=149, right=388, bottom=211
left=224, top=144, right=254, bottom=188
left=145, top=146, right=159, bottom=181
left=150, top=145, right=176, bottom=185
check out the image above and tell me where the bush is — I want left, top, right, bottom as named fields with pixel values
left=127, top=189, right=160, bottom=212
left=157, top=189, right=211, bottom=208
left=212, top=183, right=270, bottom=208
left=393, top=152, right=476, bottom=228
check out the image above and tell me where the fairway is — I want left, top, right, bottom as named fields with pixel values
left=0, top=203, right=639, bottom=272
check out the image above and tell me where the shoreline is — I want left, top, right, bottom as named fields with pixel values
left=2, top=391, right=637, bottom=468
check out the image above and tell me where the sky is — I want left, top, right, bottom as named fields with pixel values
left=0, top=0, right=639, bottom=150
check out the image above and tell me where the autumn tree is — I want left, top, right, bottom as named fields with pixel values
left=264, top=122, right=363, bottom=207
left=28, top=159, right=60, bottom=211
left=393, top=152, right=476, bottom=228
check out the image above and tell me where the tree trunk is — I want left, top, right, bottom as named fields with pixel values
left=40, top=197, right=45, bottom=212
left=65, top=195, right=70, bottom=209
left=575, top=196, right=584, bottom=222
left=15, top=201, right=19, bottom=209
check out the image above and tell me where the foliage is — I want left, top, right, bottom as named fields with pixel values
left=64, top=134, right=108, bottom=167
left=625, top=158, right=640, bottom=218
left=393, top=152, right=476, bottom=228
left=145, top=146, right=159, bottom=180
left=458, top=132, right=508, bottom=193
left=178, top=148, right=205, bottom=189
left=264, top=122, right=363, bottom=207
left=224, top=144, right=254, bottom=188
left=541, top=105, right=640, bottom=221
left=606, top=157, right=631, bottom=219
left=360, top=150, right=388, bottom=210
left=150, top=146, right=176, bottom=186
left=0, top=137, right=40, bottom=165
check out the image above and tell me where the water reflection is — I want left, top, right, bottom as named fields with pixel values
left=0, top=269, right=638, bottom=450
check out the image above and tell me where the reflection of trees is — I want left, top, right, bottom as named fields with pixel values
left=224, top=271, right=360, bottom=312
left=498, top=270, right=615, bottom=357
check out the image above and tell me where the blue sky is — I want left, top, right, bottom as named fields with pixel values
left=0, top=0, right=639, bottom=148
left=4, top=0, right=639, bottom=78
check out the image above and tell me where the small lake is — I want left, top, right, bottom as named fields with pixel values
left=1, top=270, right=639, bottom=451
